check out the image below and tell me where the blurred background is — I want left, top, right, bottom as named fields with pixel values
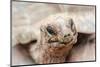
left=12, top=1, right=95, bottom=27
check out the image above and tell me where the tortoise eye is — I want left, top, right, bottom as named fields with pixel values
left=46, top=26, right=56, bottom=35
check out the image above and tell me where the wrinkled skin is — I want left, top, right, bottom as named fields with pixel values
left=29, top=18, right=78, bottom=64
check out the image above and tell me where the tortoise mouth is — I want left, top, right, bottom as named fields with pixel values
left=48, top=38, right=73, bottom=44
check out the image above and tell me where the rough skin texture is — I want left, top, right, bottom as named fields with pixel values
left=29, top=17, right=78, bottom=64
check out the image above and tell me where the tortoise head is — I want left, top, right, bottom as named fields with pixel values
left=40, top=17, right=78, bottom=47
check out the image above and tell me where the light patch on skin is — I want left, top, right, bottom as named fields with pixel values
left=56, top=17, right=68, bottom=34
left=54, top=17, right=72, bottom=36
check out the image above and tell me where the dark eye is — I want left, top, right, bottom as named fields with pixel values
left=46, top=26, right=56, bottom=35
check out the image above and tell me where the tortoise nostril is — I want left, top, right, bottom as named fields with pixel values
left=67, top=34, right=70, bottom=36
left=64, top=34, right=70, bottom=38
left=64, top=35, right=67, bottom=37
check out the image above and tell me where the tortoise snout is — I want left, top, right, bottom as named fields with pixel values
left=64, top=33, right=71, bottom=38
left=58, top=33, right=72, bottom=44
